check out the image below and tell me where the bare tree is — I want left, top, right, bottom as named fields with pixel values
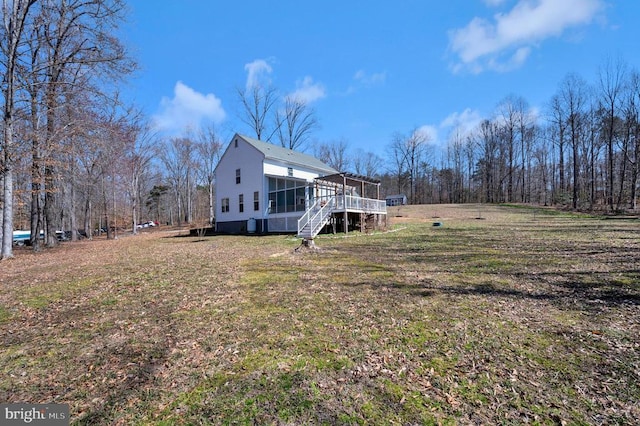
left=236, top=84, right=278, bottom=141
left=37, top=0, right=134, bottom=247
left=352, top=148, right=384, bottom=178
left=195, top=124, right=222, bottom=226
left=496, top=96, right=520, bottom=202
left=582, top=100, right=603, bottom=209
left=447, top=128, right=466, bottom=203
left=315, top=138, right=350, bottom=172
left=513, top=96, right=535, bottom=203
left=548, top=94, right=568, bottom=202
left=24, top=14, right=46, bottom=249
left=533, top=127, right=552, bottom=205
left=157, top=136, right=198, bottom=226
left=74, top=108, right=110, bottom=240
left=3, top=0, right=135, bottom=249
left=59, top=94, right=87, bottom=242
left=122, top=115, right=156, bottom=234
left=1, top=0, right=38, bottom=259
left=624, top=69, right=640, bottom=210
left=275, top=96, right=318, bottom=151
left=598, top=57, right=627, bottom=212
left=387, top=128, right=430, bottom=204
left=99, top=115, right=128, bottom=240
left=463, top=135, right=477, bottom=202
left=476, top=119, right=500, bottom=203
left=559, top=73, right=590, bottom=209
left=387, top=133, right=409, bottom=197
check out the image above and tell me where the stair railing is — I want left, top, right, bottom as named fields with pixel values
left=297, top=196, right=335, bottom=238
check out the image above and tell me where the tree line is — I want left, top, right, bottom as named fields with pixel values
left=1, top=0, right=138, bottom=259
left=274, top=59, right=639, bottom=213
left=382, top=60, right=639, bottom=212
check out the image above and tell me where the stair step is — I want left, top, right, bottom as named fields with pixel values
left=297, top=197, right=336, bottom=239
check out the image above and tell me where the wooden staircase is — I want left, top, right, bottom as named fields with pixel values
left=297, top=197, right=336, bottom=240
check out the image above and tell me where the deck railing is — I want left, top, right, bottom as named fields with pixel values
left=297, top=195, right=387, bottom=239
left=336, top=195, right=387, bottom=214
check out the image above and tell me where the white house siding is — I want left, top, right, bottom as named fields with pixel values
left=263, top=161, right=325, bottom=183
left=215, top=138, right=266, bottom=233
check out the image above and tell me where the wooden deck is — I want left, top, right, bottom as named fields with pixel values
left=297, top=196, right=387, bottom=239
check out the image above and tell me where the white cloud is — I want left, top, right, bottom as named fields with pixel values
left=449, top=0, right=604, bottom=73
left=153, top=81, right=226, bottom=132
left=244, top=58, right=273, bottom=90
left=435, top=109, right=485, bottom=149
left=414, top=112, right=486, bottom=151
left=441, top=108, right=483, bottom=132
left=344, top=69, right=387, bottom=95
left=415, top=125, right=438, bottom=144
left=288, top=76, right=326, bottom=104
left=528, top=105, right=541, bottom=122
left=354, top=69, right=387, bottom=86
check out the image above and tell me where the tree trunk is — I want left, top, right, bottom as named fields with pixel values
left=84, top=198, right=93, bottom=240
left=43, top=91, right=59, bottom=248
left=44, top=164, right=58, bottom=247
left=1, top=150, right=13, bottom=259
left=209, top=181, right=215, bottom=226
left=102, top=176, right=112, bottom=239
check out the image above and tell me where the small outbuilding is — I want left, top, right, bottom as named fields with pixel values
left=386, top=194, right=407, bottom=207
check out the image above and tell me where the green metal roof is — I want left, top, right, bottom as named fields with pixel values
left=237, top=134, right=338, bottom=175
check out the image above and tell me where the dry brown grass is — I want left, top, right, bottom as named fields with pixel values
left=1, top=205, right=639, bottom=424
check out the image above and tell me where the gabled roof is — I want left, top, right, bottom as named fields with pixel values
left=237, top=134, right=338, bottom=175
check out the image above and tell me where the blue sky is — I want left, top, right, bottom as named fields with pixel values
left=122, top=0, right=639, bottom=157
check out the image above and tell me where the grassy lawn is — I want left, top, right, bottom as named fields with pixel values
left=1, top=204, right=639, bottom=424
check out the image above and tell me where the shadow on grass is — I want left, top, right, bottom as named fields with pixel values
left=326, top=215, right=640, bottom=306
left=410, top=278, right=640, bottom=309
left=77, top=338, right=171, bottom=424
left=338, top=271, right=639, bottom=307
left=329, top=243, right=639, bottom=312
left=16, top=297, right=178, bottom=424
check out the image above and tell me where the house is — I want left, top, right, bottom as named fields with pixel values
left=386, top=194, right=408, bottom=206
left=215, top=134, right=387, bottom=237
